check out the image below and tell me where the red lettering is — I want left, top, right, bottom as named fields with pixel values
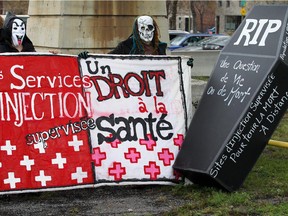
left=90, top=70, right=165, bottom=101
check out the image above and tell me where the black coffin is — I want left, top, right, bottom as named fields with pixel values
left=173, top=5, right=288, bottom=191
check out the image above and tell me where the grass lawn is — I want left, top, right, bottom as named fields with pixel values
left=165, top=112, right=288, bottom=215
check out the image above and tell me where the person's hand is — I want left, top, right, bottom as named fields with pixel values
left=78, top=51, right=89, bottom=59
left=49, top=50, right=58, bottom=54
left=187, top=58, right=194, bottom=68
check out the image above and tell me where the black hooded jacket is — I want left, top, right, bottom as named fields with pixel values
left=0, top=12, right=36, bottom=53
left=109, top=37, right=167, bottom=55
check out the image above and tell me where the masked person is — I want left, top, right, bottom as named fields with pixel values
left=78, top=15, right=167, bottom=58
left=0, top=12, right=36, bottom=53
left=109, top=15, right=167, bottom=55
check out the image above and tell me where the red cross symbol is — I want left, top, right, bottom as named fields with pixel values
left=173, top=134, right=184, bottom=149
left=144, top=161, right=160, bottom=180
left=124, top=148, right=141, bottom=163
left=158, top=148, right=174, bottom=166
left=108, top=162, right=126, bottom=181
left=91, top=147, right=107, bottom=166
left=139, top=134, right=156, bottom=151
left=107, top=134, right=121, bottom=148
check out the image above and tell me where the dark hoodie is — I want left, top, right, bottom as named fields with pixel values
left=0, top=12, right=36, bottom=53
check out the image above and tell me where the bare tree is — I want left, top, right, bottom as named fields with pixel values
left=190, top=1, right=206, bottom=33
left=166, top=0, right=178, bottom=30
left=190, top=1, right=215, bottom=33
left=190, top=1, right=197, bottom=33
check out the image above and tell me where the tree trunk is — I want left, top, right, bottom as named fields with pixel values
left=190, top=1, right=197, bottom=33
left=167, top=0, right=178, bottom=30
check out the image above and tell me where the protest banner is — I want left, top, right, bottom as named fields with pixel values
left=174, top=5, right=288, bottom=191
left=0, top=53, right=192, bottom=194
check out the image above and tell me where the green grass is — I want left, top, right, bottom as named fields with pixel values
left=192, top=76, right=210, bottom=81
left=164, top=112, right=288, bottom=216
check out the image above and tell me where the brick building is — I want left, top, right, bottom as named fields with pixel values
left=170, top=1, right=216, bottom=33
left=216, top=0, right=288, bottom=35
left=170, top=0, right=288, bottom=35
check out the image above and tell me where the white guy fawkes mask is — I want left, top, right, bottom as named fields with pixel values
left=11, top=18, right=26, bottom=47
left=137, top=16, right=154, bottom=43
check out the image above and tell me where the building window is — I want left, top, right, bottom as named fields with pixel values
left=225, top=16, right=242, bottom=32
left=227, top=1, right=230, bottom=7
left=218, top=1, right=222, bottom=7
left=178, top=17, right=182, bottom=29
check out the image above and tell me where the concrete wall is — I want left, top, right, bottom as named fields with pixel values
left=171, top=50, right=220, bottom=111
left=1, top=0, right=29, bottom=15
left=27, top=0, right=169, bottom=55
left=171, top=50, right=221, bottom=76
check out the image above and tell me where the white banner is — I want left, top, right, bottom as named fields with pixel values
left=0, top=54, right=192, bottom=194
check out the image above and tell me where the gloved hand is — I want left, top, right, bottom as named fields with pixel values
left=78, top=51, right=89, bottom=59
left=187, top=58, right=194, bottom=68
